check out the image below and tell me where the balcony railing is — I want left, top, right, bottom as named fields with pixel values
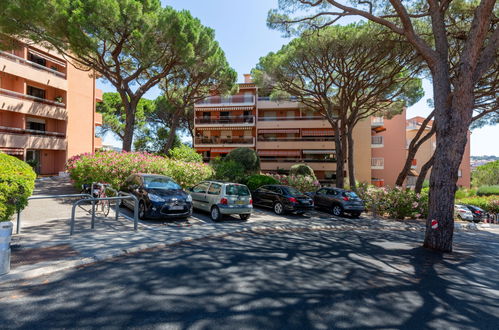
left=371, top=117, right=384, bottom=126
left=195, top=95, right=255, bottom=106
left=260, top=158, right=337, bottom=163
left=0, top=88, right=66, bottom=108
left=195, top=116, right=255, bottom=125
left=371, top=135, right=384, bottom=146
left=0, top=50, right=66, bottom=79
left=257, top=96, right=298, bottom=101
left=371, top=157, right=384, bottom=169
left=195, top=137, right=255, bottom=145
left=258, top=116, right=324, bottom=121
left=257, top=136, right=334, bottom=142
left=0, top=125, right=66, bottom=137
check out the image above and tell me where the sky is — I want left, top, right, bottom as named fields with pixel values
left=97, top=0, right=497, bottom=156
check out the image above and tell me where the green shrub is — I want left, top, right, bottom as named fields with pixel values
left=169, top=145, right=203, bottom=163
left=267, top=173, right=320, bottom=193
left=66, top=151, right=213, bottom=189
left=289, top=164, right=316, bottom=178
left=0, top=153, right=36, bottom=221
left=211, top=159, right=246, bottom=182
left=246, top=174, right=279, bottom=191
left=224, top=148, right=260, bottom=174
left=472, top=160, right=499, bottom=187
left=476, top=185, right=499, bottom=196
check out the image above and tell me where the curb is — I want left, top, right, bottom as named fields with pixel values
left=0, top=221, right=483, bottom=284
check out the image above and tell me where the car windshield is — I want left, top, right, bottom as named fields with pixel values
left=143, top=176, right=181, bottom=190
left=285, top=186, right=303, bottom=196
left=344, top=191, right=359, bottom=198
left=226, top=184, right=250, bottom=196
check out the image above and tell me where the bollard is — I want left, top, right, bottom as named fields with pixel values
left=91, top=200, right=96, bottom=229
left=0, top=222, right=13, bottom=275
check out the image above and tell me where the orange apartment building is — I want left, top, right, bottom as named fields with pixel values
left=194, top=75, right=471, bottom=188
left=0, top=39, right=102, bottom=175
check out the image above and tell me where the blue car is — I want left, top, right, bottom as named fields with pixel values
left=122, top=174, right=192, bottom=220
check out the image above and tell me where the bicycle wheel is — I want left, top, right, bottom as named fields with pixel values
left=100, top=200, right=110, bottom=217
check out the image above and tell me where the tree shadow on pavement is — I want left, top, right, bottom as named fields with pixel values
left=0, top=229, right=498, bottom=329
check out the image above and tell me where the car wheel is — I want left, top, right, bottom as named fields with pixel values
left=211, top=206, right=222, bottom=222
left=331, top=205, right=343, bottom=217
left=138, top=201, right=147, bottom=220
left=239, top=214, right=250, bottom=221
left=274, top=202, right=284, bottom=215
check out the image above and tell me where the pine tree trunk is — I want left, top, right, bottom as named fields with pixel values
left=332, top=120, right=344, bottom=189
left=347, top=129, right=356, bottom=191
left=121, top=97, right=139, bottom=152
left=423, top=68, right=473, bottom=252
left=164, top=110, right=181, bottom=154
left=415, top=155, right=434, bottom=193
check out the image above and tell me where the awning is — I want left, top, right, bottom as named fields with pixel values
left=195, top=148, right=210, bottom=152
left=211, top=148, right=234, bottom=153
left=0, top=148, right=24, bottom=156
left=302, top=129, right=335, bottom=136
left=372, top=126, right=387, bottom=133
left=302, top=150, right=336, bottom=155
left=408, top=169, right=419, bottom=176
left=196, top=126, right=253, bottom=131
left=258, top=150, right=301, bottom=157
left=28, top=48, right=66, bottom=67
left=258, top=129, right=299, bottom=134
left=195, top=106, right=254, bottom=111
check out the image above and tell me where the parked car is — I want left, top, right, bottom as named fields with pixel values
left=189, top=181, right=252, bottom=221
left=463, top=204, right=485, bottom=222
left=121, top=174, right=192, bottom=220
left=252, top=185, right=314, bottom=215
left=454, top=204, right=474, bottom=221
left=307, top=187, right=365, bottom=217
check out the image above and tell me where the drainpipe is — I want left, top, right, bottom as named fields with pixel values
left=91, top=70, right=96, bottom=153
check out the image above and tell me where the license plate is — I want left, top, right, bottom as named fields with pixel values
left=236, top=200, right=245, bottom=205
left=170, top=206, right=184, bottom=210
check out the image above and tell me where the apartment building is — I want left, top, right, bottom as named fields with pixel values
left=0, top=39, right=102, bottom=175
left=193, top=75, right=471, bottom=188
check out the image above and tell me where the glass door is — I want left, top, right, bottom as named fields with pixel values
left=26, top=150, right=41, bottom=174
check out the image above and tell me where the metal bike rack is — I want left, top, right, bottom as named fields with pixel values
left=16, top=194, right=92, bottom=234
left=70, top=194, right=139, bottom=235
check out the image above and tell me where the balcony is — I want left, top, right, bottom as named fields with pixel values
left=257, top=96, right=300, bottom=109
left=371, top=135, right=384, bottom=148
left=260, top=160, right=337, bottom=171
left=195, top=95, right=255, bottom=107
left=194, top=137, right=255, bottom=148
left=0, top=88, right=67, bottom=120
left=0, top=126, right=67, bottom=150
left=371, top=157, right=385, bottom=170
left=257, top=116, right=330, bottom=129
left=257, top=138, right=335, bottom=150
left=371, top=117, right=384, bottom=127
left=195, top=116, right=255, bottom=127
left=95, top=112, right=103, bottom=126
left=0, top=51, right=68, bottom=90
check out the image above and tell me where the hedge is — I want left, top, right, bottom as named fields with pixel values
left=289, top=164, right=316, bottom=178
left=245, top=174, right=280, bottom=191
left=456, top=196, right=499, bottom=214
left=0, top=153, right=36, bottom=221
left=476, top=185, right=499, bottom=196
left=66, top=151, right=213, bottom=190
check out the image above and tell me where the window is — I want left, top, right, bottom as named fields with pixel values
left=225, top=184, right=250, bottom=196
left=193, top=182, right=210, bottom=194
left=328, top=189, right=339, bottom=196
left=267, top=186, right=282, bottom=194
left=208, top=183, right=222, bottom=195
left=27, top=86, right=46, bottom=99
left=458, top=169, right=462, bottom=178
left=28, top=53, right=46, bottom=66
left=316, top=188, right=328, bottom=195
left=371, top=158, right=384, bottom=168
left=143, top=176, right=181, bottom=190
left=26, top=118, right=46, bottom=131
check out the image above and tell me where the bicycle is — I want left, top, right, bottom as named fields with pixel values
left=80, top=182, right=111, bottom=217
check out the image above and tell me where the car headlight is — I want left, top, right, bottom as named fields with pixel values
left=186, top=194, right=192, bottom=203
left=148, top=193, right=165, bottom=202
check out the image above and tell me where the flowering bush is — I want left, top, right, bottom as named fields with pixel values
left=357, top=183, right=429, bottom=219
left=267, top=173, right=320, bottom=193
left=66, top=151, right=213, bottom=189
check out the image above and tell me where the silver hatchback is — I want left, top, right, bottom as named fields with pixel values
left=189, top=181, right=253, bottom=221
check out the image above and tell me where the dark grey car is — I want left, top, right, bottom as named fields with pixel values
left=307, top=187, right=365, bottom=217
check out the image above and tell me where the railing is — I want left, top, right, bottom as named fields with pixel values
left=371, top=136, right=384, bottom=145
left=0, top=50, right=66, bottom=79
left=195, top=95, right=255, bottom=105
left=257, top=96, right=298, bottom=101
left=258, top=136, right=335, bottom=142
left=195, top=137, right=255, bottom=145
left=260, top=158, right=337, bottom=163
left=371, top=117, right=384, bottom=126
left=0, top=125, right=66, bottom=137
left=258, top=116, right=324, bottom=121
left=371, top=157, right=384, bottom=168
left=195, top=116, right=254, bottom=125
left=0, top=87, right=66, bottom=108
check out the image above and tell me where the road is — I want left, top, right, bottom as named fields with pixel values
left=1, top=228, right=499, bottom=329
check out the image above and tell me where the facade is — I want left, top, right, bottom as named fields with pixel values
left=193, top=75, right=471, bottom=188
left=0, top=39, right=102, bottom=175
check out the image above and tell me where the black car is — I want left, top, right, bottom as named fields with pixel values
left=252, top=184, right=314, bottom=215
left=121, top=174, right=192, bottom=219
left=464, top=204, right=485, bottom=222
left=307, top=187, right=365, bottom=217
